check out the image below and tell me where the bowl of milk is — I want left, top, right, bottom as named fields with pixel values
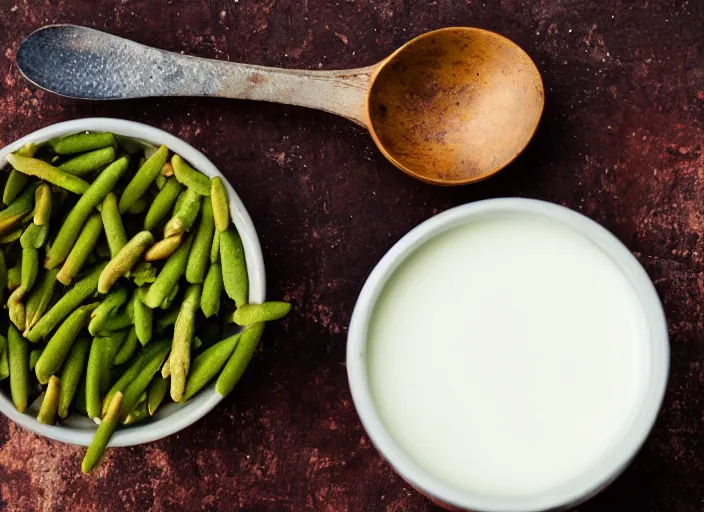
left=347, top=198, right=669, bottom=511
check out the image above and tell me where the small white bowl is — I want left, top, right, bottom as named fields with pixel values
left=347, top=198, right=669, bottom=512
left=0, top=118, right=266, bottom=447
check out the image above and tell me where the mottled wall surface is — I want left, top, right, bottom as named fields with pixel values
left=0, top=1, right=703, bottom=511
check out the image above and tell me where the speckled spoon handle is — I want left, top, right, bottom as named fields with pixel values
left=17, top=25, right=378, bottom=125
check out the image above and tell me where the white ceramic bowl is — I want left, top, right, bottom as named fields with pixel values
left=0, top=118, right=266, bottom=446
left=347, top=198, right=669, bottom=512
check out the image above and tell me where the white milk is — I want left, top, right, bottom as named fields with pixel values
left=367, top=214, right=645, bottom=498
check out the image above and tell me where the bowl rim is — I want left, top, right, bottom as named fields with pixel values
left=0, top=117, right=266, bottom=447
left=346, top=198, right=669, bottom=512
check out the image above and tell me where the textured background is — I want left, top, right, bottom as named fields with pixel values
left=0, top=1, right=703, bottom=511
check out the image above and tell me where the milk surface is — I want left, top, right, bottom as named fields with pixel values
left=367, top=214, right=645, bottom=498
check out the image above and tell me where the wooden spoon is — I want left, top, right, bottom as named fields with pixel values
left=17, top=25, right=544, bottom=185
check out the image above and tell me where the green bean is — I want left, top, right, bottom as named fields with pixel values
left=102, top=339, right=170, bottom=416
left=155, top=306, right=179, bottom=334
left=172, top=154, right=211, bottom=196
left=20, top=222, right=49, bottom=249
left=29, top=347, right=43, bottom=370
left=98, top=231, right=154, bottom=294
left=143, top=234, right=193, bottom=309
left=89, top=286, right=129, bottom=336
left=86, top=338, right=103, bottom=419
left=164, top=189, right=201, bottom=238
left=48, top=132, right=117, bottom=155
left=0, top=334, right=9, bottom=381
left=160, top=282, right=179, bottom=310
left=58, top=147, right=116, bottom=176
left=144, top=178, right=183, bottom=231
left=135, top=285, right=146, bottom=304
left=170, top=283, right=200, bottom=402
left=125, top=290, right=137, bottom=320
left=161, top=356, right=170, bottom=378
left=210, top=230, right=220, bottom=264
left=86, top=331, right=126, bottom=419
left=35, top=303, right=98, bottom=385
left=27, top=262, right=107, bottom=343
left=119, top=341, right=170, bottom=421
left=82, top=391, right=122, bottom=474
left=58, top=337, right=90, bottom=418
left=113, top=328, right=139, bottom=365
left=5, top=154, right=89, bottom=194
left=0, top=333, right=7, bottom=362
left=98, top=330, right=129, bottom=391
left=185, top=332, right=242, bottom=401
left=100, top=193, right=127, bottom=257
left=160, top=320, right=201, bottom=378
left=0, top=229, right=22, bottom=244
left=8, top=325, right=29, bottom=412
left=210, top=177, right=230, bottom=232
left=147, top=375, right=169, bottom=415
left=144, top=235, right=182, bottom=261
left=7, top=262, right=20, bottom=291
left=3, top=144, right=36, bottom=206
left=215, top=323, right=265, bottom=398
left=3, top=171, right=29, bottom=207
left=0, top=250, right=7, bottom=291
left=57, top=213, right=103, bottom=286
left=186, top=198, right=214, bottom=284
left=33, top=184, right=51, bottom=226
left=94, top=310, right=132, bottom=335
left=8, top=287, right=26, bottom=330
left=45, top=155, right=130, bottom=269
left=37, top=375, right=61, bottom=425
left=126, top=197, right=148, bottom=214
left=16, top=143, right=38, bottom=157
left=123, top=399, right=148, bottom=425
left=220, top=227, right=248, bottom=307
left=21, top=246, right=38, bottom=291
left=232, top=302, right=291, bottom=326
left=0, top=184, right=36, bottom=234
left=24, top=268, right=59, bottom=334
left=118, top=145, right=168, bottom=213
left=134, top=292, right=152, bottom=345
left=201, top=263, right=222, bottom=318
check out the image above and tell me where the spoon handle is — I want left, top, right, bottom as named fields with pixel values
left=17, top=25, right=378, bottom=126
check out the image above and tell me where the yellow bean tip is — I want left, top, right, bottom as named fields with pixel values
left=81, top=459, right=93, bottom=475
left=56, top=271, right=72, bottom=286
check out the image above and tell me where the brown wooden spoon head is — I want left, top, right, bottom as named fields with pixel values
left=366, top=27, right=545, bottom=185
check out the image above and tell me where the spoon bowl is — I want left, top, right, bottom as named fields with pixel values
left=367, top=28, right=544, bottom=185
left=16, top=25, right=544, bottom=186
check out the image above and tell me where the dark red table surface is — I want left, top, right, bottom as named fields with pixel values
left=0, top=1, right=703, bottom=511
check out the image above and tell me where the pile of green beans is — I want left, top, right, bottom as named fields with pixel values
left=0, top=132, right=290, bottom=473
